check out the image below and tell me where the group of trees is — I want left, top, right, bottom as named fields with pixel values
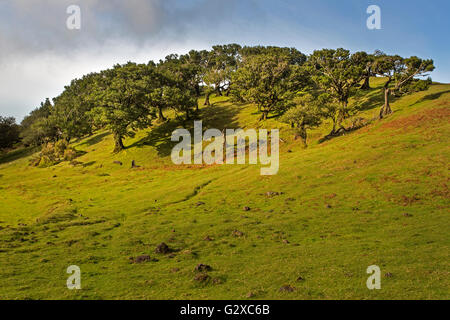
left=0, top=116, right=20, bottom=150
left=232, top=46, right=434, bottom=144
left=3, top=44, right=434, bottom=153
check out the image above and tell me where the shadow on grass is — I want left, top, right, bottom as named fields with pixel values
left=0, top=146, right=39, bottom=165
left=78, top=132, right=111, bottom=147
left=318, top=124, right=369, bottom=144
left=412, top=90, right=450, bottom=106
left=82, top=161, right=96, bottom=168
left=128, top=103, right=241, bottom=157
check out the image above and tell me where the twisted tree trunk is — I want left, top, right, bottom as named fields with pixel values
left=380, top=78, right=393, bottom=119
left=260, top=110, right=269, bottom=121
left=158, top=107, right=166, bottom=121
left=204, top=92, right=211, bottom=106
left=360, top=75, right=371, bottom=90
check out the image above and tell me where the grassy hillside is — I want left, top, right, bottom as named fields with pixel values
left=0, top=79, right=449, bottom=299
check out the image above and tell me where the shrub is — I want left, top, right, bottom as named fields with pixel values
left=29, top=140, right=79, bottom=167
left=54, top=140, right=69, bottom=157
left=63, top=149, right=77, bottom=161
left=38, top=155, right=55, bottom=168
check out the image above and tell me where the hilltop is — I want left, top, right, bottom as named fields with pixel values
left=0, top=79, right=449, bottom=299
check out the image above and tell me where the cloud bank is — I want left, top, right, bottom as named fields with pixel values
left=0, top=0, right=246, bottom=120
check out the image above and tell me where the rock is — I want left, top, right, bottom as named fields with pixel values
left=325, top=204, right=332, bottom=209
left=385, top=272, right=393, bottom=278
left=194, top=273, right=210, bottom=282
left=196, top=201, right=206, bottom=206
left=195, top=264, right=212, bottom=272
left=246, top=292, right=256, bottom=298
left=243, top=206, right=251, bottom=211
left=155, top=242, right=170, bottom=254
left=296, top=276, right=305, bottom=282
left=130, top=255, right=157, bottom=264
left=282, top=239, right=290, bottom=244
left=403, top=213, right=413, bottom=217
left=113, top=161, right=123, bottom=166
left=265, top=191, right=280, bottom=198
left=204, top=236, right=213, bottom=241
left=279, top=285, right=295, bottom=293
left=232, top=230, right=244, bottom=237
left=131, top=160, right=140, bottom=168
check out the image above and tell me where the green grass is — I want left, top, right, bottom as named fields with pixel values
left=0, top=79, right=449, bottom=300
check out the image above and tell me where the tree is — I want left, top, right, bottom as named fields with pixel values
left=179, top=50, right=205, bottom=98
left=157, top=58, right=199, bottom=120
left=20, top=98, right=59, bottom=146
left=240, top=46, right=307, bottom=66
left=164, top=86, right=198, bottom=121
left=353, top=51, right=375, bottom=90
left=202, top=44, right=242, bottom=105
left=280, top=94, right=323, bottom=147
left=0, top=116, right=20, bottom=150
left=232, top=51, right=308, bottom=120
left=373, top=53, right=435, bottom=118
left=308, top=48, right=366, bottom=134
left=88, top=63, right=154, bottom=153
left=52, top=73, right=97, bottom=142
left=314, top=93, right=341, bottom=136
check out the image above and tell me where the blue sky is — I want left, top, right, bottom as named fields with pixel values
left=0, top=0, right=449, bottom=120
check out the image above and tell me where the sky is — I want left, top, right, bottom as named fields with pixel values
left=0, top=0, right=449, bottom=121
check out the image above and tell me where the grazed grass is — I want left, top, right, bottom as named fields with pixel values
left=0, top=81, right=448, bottom=300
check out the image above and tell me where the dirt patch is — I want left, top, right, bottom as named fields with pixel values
left=194, top=273, right=210, bottom=282
left=379, top=107, right=450, bottom=132
left=130, top=255, right=157, bottom=264
left=155, top=242, right=171, bottom=254
left=279, top=285, right=295, bottom=293
left=397, top=194, right=421, bottom=206
left=195, top=264, right=212, bottom=272
left=232, top=230, right=244, bottom=237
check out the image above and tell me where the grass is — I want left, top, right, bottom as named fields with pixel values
left=0, top=79, right=449, bottom=300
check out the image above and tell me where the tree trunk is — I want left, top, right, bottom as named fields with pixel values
left=300, top=124, right=307, bottom=147
left=384, top=88, right=392, bottom=115
left=216, top=85, right=223, bottom=96
left=113, top=133, right=124, bottom=153
left=194, top=84, right=200, bottom=97
left=329, top=117, right=337, bottom=136
left=336, top=104, right=346, bottom=130
left=380, top=87, right=392, bottom=119
left=204, top=92, right=211, bottom=106
left=260, top=110, right=268, bottom=121
left=360, top=75, right=371, bottom=90
left=185, top=109, right=190, bottom=121
left=380, top=78, right=393, bottom=119
left=158, top=107, right=166, bottom=121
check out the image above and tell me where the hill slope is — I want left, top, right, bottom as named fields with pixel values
left=0, top=80, right=449, bottom=299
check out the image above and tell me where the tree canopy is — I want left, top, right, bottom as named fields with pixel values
left=0, top=116, right=20, bottom=150
left=87, top=62, right=155, bottom=152
left=7, top=44, right=435, bottom=154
